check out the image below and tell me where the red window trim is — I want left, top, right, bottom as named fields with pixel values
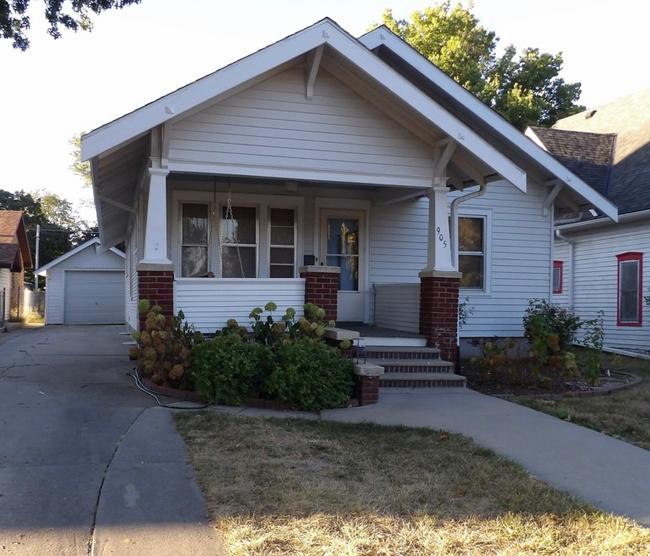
left=553, top=261, right=563, bottom=294
left=616, top=252, right=643, bottom=327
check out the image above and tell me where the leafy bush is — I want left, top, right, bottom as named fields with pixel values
left=189, top=334, right=273, bottom=406
left=265, top=339, right=354, bottom=411
left=131, top=300, right=203, bottom=389
left=523, top=299, right=581, bottom=362
left=248, top=301, right=334, bottom=346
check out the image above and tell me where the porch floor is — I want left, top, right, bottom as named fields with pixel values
left=336, top=322, right=425, bottom=339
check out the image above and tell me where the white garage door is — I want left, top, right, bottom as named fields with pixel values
left=64, top=271, right=125, bottom=324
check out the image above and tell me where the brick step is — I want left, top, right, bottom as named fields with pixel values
left=363, top=346, right=441, bottom=360
left=365, top=358, right=454, bottom=373
left=380, top=372, right=466, bottom=388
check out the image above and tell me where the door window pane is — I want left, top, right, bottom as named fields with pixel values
left=326, top=218, right=360, bottom=291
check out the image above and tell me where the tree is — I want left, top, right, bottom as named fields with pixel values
left=379, top=3, right=583, bottom=128
left=69, top=133, right=92, bottom=188
left=1, top=0, right=141, bottom=51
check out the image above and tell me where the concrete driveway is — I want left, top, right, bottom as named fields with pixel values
left=0, top=325, right=222, bottom=555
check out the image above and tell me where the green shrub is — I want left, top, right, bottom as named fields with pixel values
left=131, top=302, right=202, bottom=389
left=189, top=335, right=273, bottom=406
left=523, top=299, right=581, bottom=363
left=266, top=338, right=354, bottom=410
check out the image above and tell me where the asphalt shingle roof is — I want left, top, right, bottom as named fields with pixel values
left=547, top=88, right=650, bottom=215
left=0, top=211, right=32, bottom=269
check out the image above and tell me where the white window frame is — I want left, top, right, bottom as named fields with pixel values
left=268, top=207, right=297, bottom=279
left=457, top=208, right=492, bottom=295
left=219, top=203, right=258, bottom=278
left=180, top=202, right=211, bottom=278
left=170, top=189, right=304, bottom=280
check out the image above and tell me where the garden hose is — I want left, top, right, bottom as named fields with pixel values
left=126, top=372, right=210, bottom=410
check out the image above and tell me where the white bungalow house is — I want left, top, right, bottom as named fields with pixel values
left=81, top=19, right=617, bottom=363
left=532, top=89, right=650, bottom=354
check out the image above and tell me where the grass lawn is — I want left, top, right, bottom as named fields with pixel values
left=174, top=411, right=649, bottom=556
left=513, top=352, right=650, bottom=451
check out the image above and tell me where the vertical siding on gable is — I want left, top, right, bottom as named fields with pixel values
left=168, top=65, right=436, bottom=187
left=554, top=221, right=649, bottom=350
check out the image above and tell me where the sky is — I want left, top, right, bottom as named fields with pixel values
left=2, top=0, right=649, bottom=223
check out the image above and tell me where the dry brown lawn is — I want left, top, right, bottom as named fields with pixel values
left=515, top=352, right=650, bottom=450
left=173, top=411, right=650, bottom=556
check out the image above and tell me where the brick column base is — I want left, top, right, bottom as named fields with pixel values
left=354, top=375, right=379, bottom=405
left=419, top=270, right=462, bottom=363
left=137, top=269, right=174, bottom=330
left=299, top=265, right=340, bottom=322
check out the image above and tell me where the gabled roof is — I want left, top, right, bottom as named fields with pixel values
left=359, top=26, right=618, bottom=221
left=551, top=88, right=650, bottom=215
left=528, top=127, right=616, bottom=198
left=35, top=237, right=124, bottom=276
left=0, top=211, right=32, bottom=270
left=82, top=18, right=526, bottom=191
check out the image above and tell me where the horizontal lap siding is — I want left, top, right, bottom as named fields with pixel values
left=125, top=226, right=139, bottom=330
left=553, top=241, right=571, bottom=307
left=374, top=284, right=420, bottom=333
left=555, top=222, right=648, bottom=350
left=369, top=180, right=552, bottom=337
left=169, top=65, right=435, bottom=186
left=0, top=269, right=11, bottom=321
left=175, top=280, right=305, bottom=333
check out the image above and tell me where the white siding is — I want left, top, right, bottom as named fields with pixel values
left=169, top=65, right=436, bottom=188
left=175, top=278, right=306, bottom=333
left=553, top=220, right=649, bottom=350
left=369, top=180, right=553, bottom=337
left=125, top=224, right=139, bottom=330
left=374, top=284, right=420, bottom=333
left=0, top=269, right=11, bottom=321
left=553, top=241, right=571, bottom=307
left=43, top=244, right=124, bottom=325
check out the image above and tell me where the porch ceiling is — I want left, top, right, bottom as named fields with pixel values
left=93, top=134, right=150, bottom=247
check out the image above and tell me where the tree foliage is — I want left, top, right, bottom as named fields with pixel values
left=69, top=133, right=92, bottom=188
left=379, top=3, right=583, bottom=128
left=1, top=0, right=141, bottom=51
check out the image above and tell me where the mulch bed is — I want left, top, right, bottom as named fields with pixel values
left=459, top=360, right=641, bottom=399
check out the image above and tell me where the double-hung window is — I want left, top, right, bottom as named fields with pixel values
left=181, top=203, right=209, bottom=277
left=221, top=206, right=257, bottom=278
left=458, top=216, right=485, bottom=289
left=617, top=252, right=643, bottom=326
left=269, top=208, right=296, bottom=278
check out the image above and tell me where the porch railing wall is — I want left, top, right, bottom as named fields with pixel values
left=373, top=283, right=420, bottom=334
left=174, top=278, right=306, bottom=333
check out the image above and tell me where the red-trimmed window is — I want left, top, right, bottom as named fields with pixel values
left=553, top=261, right=563, bottom=294
left=617, top=252, right=643, bottom=326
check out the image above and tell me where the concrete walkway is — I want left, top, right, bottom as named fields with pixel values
left=0, top=325, right=222, bottom=556
left=220, top=388, right=650, bottom=527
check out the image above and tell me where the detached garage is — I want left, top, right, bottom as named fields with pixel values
left=36, top=238, right=125, bottom=325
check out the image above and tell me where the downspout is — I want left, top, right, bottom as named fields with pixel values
left=450, top=183, right=487, bottom=370
left=555, top=229, right=574, bottom=307
left=450, top=183, right=487, bottom=267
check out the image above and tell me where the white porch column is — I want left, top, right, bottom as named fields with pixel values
left=423, top=177, right=456, bottom=273
left=140, top=166, right=172, bottom=265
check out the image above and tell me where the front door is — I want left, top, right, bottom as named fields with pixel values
left=321, top=210, right=365, bottom=322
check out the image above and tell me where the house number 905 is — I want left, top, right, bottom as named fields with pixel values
left=436, top=227, right=448, bottom=248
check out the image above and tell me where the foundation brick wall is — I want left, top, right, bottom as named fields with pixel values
left=419, top=275, right=460, bottom=363
left=300, top=268, right=339, bottom=322
left=354, top=375, right=379, bottom=405
left=137, top=270, right=174, bottom=330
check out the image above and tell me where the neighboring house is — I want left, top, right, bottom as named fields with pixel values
left=36, top=238, right=125, bottom=325
left=80, top=19, right=616, bottom=362
left=0, top=211, right=32, bottom=322
left=529, top=88, right=650, bottom=352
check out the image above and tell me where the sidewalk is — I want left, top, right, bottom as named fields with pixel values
left=217, top=388, right=650, bottom=527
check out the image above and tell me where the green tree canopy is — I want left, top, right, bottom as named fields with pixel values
left=1, top=0, right=141, bottom=51
left=379, top=3, right=583, bottom=128
left=69, top=133, right=92, bottom=188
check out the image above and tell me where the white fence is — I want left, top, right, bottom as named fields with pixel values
left=174, top=278, right=306, bottom=333
left=373, top=283, right=420, bottom=333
